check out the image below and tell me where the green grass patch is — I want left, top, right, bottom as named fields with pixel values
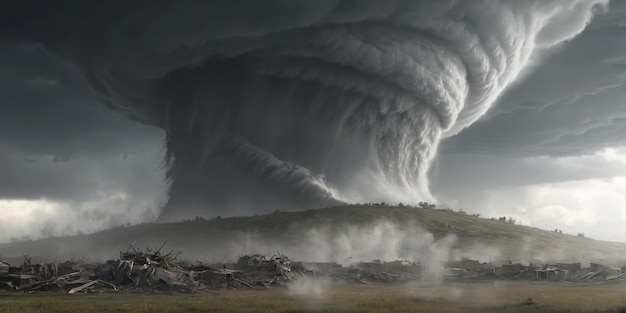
left=1, top=282, right=626, bottom=313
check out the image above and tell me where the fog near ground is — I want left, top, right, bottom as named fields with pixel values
left=2, top=208, right=625, bottom=273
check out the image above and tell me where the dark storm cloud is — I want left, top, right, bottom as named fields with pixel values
left=0, top=144, right=163, bottom=202
left=0, top=41, right=160, bottom=159
left=440, top=0, right=626, bottom=157
left=0, top=0, right=610, bottom=219
left=0, top=38, right=165, bottom=242
left=0, top=39, right=164, bottom=202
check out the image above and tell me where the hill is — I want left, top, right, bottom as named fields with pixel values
left=1, top=205, right=624, bottom=266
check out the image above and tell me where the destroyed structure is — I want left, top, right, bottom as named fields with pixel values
left=1, top=244, right=626, bottom=294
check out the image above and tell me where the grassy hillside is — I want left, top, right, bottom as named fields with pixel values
left=1, top=205, right=624, bottom=266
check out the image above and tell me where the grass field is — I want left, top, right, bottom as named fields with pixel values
left=3, top=205, right=626, bottom=264
left=1, top=281, right=626, bottom=313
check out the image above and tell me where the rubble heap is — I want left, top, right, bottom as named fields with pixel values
left=2, top=244, right=626, bottom=294
left=110, top=242, right=202, bottom=292
left=0, top=244, right=307, bottom=294
left=195, top=252, right=304, bottom=289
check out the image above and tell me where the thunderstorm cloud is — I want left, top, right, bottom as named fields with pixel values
left=2, top=1, right=626, bottom=242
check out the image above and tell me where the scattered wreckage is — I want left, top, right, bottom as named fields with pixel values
left=0, top=243, right=314, bottom=294
left=0, top=241, right=428, bottom=294
left=1, top=243, right=625, bottom=294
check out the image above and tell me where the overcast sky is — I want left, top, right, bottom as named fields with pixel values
left=1, top=1, right=626, bottom=243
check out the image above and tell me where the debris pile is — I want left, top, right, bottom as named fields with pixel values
left=0, top=243, right=204, bottom=294
left=110, top=242, right=203, bottom=292
left=0, top=254, right=117, bottom=293
left=349, top=260, right=421, bottom=284
left=2, top=243, right=626, bottom=294
left=441, top=259, right=626, bottom=282
left=0, top=245, right=308, bottom=294
left=193, top=253, right=304, bottom=289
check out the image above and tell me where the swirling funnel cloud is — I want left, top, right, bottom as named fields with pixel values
left=3, top=0, right=607, bottom=218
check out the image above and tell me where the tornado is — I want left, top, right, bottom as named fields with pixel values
left=3, top=0, right=607, bottom=218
